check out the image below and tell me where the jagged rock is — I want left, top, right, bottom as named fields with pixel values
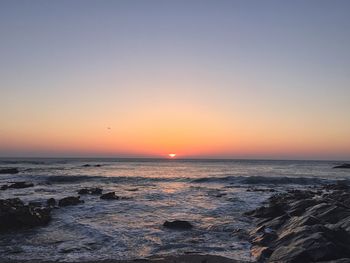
left=78, top=187, right=103, bottom=195
left=246, top=184, right=350, bottom=262
left=163, top=220, right=193, bottom=230
left=58, top=196, right=84, bottom=207
left=0, top=198, right=51, bottom=231
left=323, top=181, right=350, bottom=191
left=100, top=192, right=119, bottom=200
left=245, top=203, right=285, bottom=218
left=0, top=168, right=19, bottom=174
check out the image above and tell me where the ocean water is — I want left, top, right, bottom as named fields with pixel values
left=0, top=158, right=349, bottom=262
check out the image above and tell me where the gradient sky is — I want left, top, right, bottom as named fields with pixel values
left=1, top=0, right=350, bottom=159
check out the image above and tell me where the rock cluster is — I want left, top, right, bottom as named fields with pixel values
left=245, top=182, right=350, bottom=263
left=0, top=198, right=51, bottom=231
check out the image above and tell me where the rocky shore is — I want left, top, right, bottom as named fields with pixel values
left=0, top=254, right=242, bottom=263
left=245, top=181, right=350, bottom=263
left=1, top=166, right=350, bottom=263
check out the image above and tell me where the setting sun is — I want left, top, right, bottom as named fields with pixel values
left=168, top=153, right=176, bottom=158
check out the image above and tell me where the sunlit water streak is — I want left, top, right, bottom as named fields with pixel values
left=0, top=158, right=349, bottom=262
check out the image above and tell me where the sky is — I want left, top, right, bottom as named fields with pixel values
left=1, top=0, right=350, bottom=160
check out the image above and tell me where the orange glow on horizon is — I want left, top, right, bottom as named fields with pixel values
left=168, top=153, right=176, bottom=158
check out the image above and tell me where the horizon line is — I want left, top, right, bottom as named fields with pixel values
left=0, top=156, right=348, bottom=162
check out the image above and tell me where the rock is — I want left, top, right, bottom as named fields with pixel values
left=245, top=203, right=285, bottom=218
left=246, top=187, right=350, bottom=262
left=78, top=187, right=103, bottom=195
left=163, top=220, right=193, bottom=230
left=28, top=201, right=42, bottom=207
left=247, top=187, right=276, bottom=193
left=46, top=198, right=56, bottom=207
left=251, top=246, right=273, bottom=262
left=82, top=164, right=91, bottom=167
left=0, top=198, right=51, bottom=231
left=333, top=164, right=350, bottom=169
left=0, top=168, right=19, bottom=174
left=94, top=164, right=101, bottom=167
left=58, top=196, right=84, bottom=207
left=323, top=181, right=350, bottom=191
left=8, top=182, right=34, bottom=189
left=100, top=192, right=119, bottom=200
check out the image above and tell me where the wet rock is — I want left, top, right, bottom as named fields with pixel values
left=251, top=246, right=273, bottom=262
left=246, top=185, right=350, bottom=262
left=245, top=203, right=285, bottom=218
left=323, top=181, right=350, bottom=191
left=163, top=220, right=193, bottom=230
left=58, top=196, right=84, bottom=207
left=8, top=182, right=34, bottom=189
left=47, top=198, right=56, bottom=207
left=0, top=198, right=51, bottom=231
left=333, top=163, right=350, bottom=169
left=78, top=187, right=103, bottom=195
left=28, top=201, right=42, bottom=207
left=100, top=192, right=119, bottom=200
left=0, top=168, right=19, bottom=174
left=82, top=164, right=91, bottom=167
left=247, top=187, right=276, bottom=193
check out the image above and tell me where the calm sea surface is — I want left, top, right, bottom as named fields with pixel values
left=0, top=158, right=349, bottom=262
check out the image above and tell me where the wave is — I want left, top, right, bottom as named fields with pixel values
left=42, top=175, right=187, bottom=184
left=191, top=175, right=343, bottom=185
left=36, top=174, right=348, bottom=186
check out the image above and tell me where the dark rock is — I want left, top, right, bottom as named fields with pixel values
left=58, top=196, right=84, bottom=207
left=246, top=187, right=350, bottom=262
left=82, top=164, right=91, bottom=167
left=47, top=198, right=56, bottom=207
left=323, top=181, right=350, bottom=191
left=288, top=198, right=320, bottom=216
left=245, top=203, right=285, bottom=218
left=163, top=220, right=193, bottom=230
left=100, top=192, right=119, bottom=200
left=8, top=182, right=34, bottom=189
left=94, top=164, right=101, bottom=167
left=0, top=168, right=19, bottom=174
left=28, top=201, right=42, bottom=207
left=78, top=187, right=103, bottom=195
left=333, top=163, right=350, bottom=169
left=247, top=187, right=276, bottom=193
left=0, top=198, right=51, bottom=231
left=251, top=246, right=273, bottom=262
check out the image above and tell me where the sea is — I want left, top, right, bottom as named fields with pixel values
left=0, top=158, right=349, bottom=262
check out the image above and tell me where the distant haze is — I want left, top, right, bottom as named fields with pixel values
left=1, top=0, right=350, bottom=160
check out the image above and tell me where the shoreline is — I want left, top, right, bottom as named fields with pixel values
left=1, top=254, right=246, bottom=263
